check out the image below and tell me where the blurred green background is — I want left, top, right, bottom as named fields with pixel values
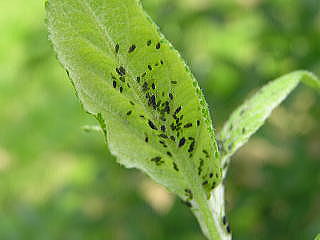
left=0, top=0, right=320, bottom=239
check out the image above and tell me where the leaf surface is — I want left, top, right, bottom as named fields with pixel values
left=46, top=0, right=222, bottom=224
left=218, top=71, right=320, bottom=167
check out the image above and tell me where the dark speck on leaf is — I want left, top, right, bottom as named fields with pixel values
left=156, top=42, right=161, bottom=49
left=147, top=40, right=152, bottom=46
left=115, top=43, right=119, bottom=53
left=148, top=120, right=158, bottom=130
left=126, top=110, right=132, bottom=116
left=113, top=81, right=116, bottom=88
left=171, top=81, right=177, bottom=84
left=128, top=44, right=136, bottom=53
left=178, top=137, right=186, bottom=147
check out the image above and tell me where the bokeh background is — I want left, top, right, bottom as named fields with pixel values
left=0, top=0, right=320, bottom=239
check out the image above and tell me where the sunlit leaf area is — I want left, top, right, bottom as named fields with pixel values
left=0, top=0, right=319, bottom=239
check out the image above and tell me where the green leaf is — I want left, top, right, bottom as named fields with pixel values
left=315, top=234, right=320, bottom=240
left=46, top=0, right=224, bottom=239
left=218, top=70, right=320, bottom=167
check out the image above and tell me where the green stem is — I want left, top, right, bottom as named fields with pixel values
left=192, top=184, right=231, bottom=240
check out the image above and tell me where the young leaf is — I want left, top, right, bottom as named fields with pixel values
left=218, top=70, right=320, bottom=168
left=46, top=0, right=224, bottom=239
left=315, top=234, right=320, bottom=240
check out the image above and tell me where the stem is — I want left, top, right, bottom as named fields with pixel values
left=192, top=183, right=231, bottom=240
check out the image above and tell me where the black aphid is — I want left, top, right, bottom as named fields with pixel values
left=160, top=60, right=164, bottom=65
left=184, top=123, right=192, bottom=128
left=120, top=86, right=123, bottom=93
left=148, top=65, right=152, bottom=71
left=226, top=224, right=231, bottom=234
left=197, top=120, right=200, bottom=126
left=142, top=72, right=146, bottom=77
left=167, top=151, right=172, bottom=157
left=173, top=162, right=179, bottom=171
left=129, top=101, right=135, bottom=106
left=169, top=93, right=173, bottom=100
left=156, top=42, right=161, bottom=49
left=142, top=82, right=149, bottom=92
left=152, top=83, right=155, bottom=89
left=151, top=156, right=163, bottom=166
left=116, top=66, right=126, bottom=76
left=209, top=173, right=213, bottom=178
left=136, top=76, right=141, bottom=83
left=147, top=40, right=152, bottom=46
left=119, top=76, right=125, bottom=82
left=148, top=120, right=158, bottom=130
left=188, top=141, right=195, bottom=153
left=184, top=189, right=193, bottom=200
left=128, top=44, right=136, bottom=53
left=126, top=110, right=132, bottom=116
left=161, top=125, right=166, bottom=132
left=145, top=136, right=149, bottom=143
left=159, top=134, right=168, bottom=139
left=202, top=181, right=208, bottom=186
left=171, top=81, right=177, bottom=84
left=113, top=81, right=116, bottom=88
left=178, top=137, right=186, bottom=147
left=175, top=106, right=182, bottom=115
left=222, top=216, right=227, bottom=225
left=115, top=43, right=119, bottom=53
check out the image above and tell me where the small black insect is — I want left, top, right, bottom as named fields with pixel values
left=226, top=224, right=231, bottom=234
left=173, top=162, right=179, bottom=171
left=188, top=141, right=195, bottom=153
left=202, top=180, right=208, bottom=186
left=167, top=151, right=172, bottom=157
left=136, top=76, right=141, bottom=83
left=128, top=44, right=136, bottom=53
left=152, top=83, right=155, bottom=89
left=148, top=120, right=158, bottom=130
left=160, top=60, right=164, bottom=65
left=184, top=123, right=192, bottom=128
left=178, top=137, right=186, bottom=147
left=116, top=66, right=126, bottom=76
left=159, top=134, right=168, bottom=139
left=156, top=42, right=161, bottom=49
left=169, top=93, right=173, bottom=100
left=129, top=101, right=135, bottom=106
left=126, top=110, right=132, bottom=116
left=145, top=136, right=149, bottom=143
left=115, top=43, right=119, bottom=53
left=171, top=81, right=177, bottom=84
left=161, top=125, right=166, bottom=132
left=120, top=86, right=123, bottom=93
left=148, top=65, right=152, bottom=71
left=147, top=40, right=152, bottom=46
left=197, top=120, right=200, bottom=126
left=222, top=216, right=227, bottom=225
left=113, top=81, right=116, bottom=88
left=175, top=106, right=182, bottom=115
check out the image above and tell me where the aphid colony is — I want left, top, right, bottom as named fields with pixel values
left=109, top=38, right=221, bottom=203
